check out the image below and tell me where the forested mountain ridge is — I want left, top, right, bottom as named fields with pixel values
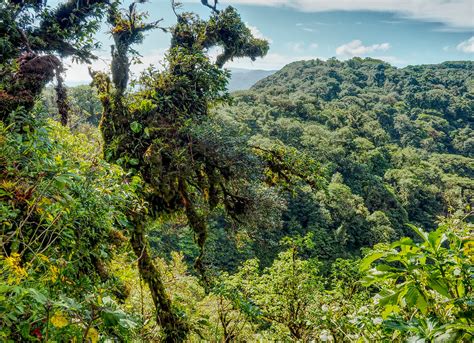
left=217, top=58, right=473, bottom=262
left=250, top=58, right=472, bottom=156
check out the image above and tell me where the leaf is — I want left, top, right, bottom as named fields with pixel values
left=416, top=291, right=428, bottom=315
left=428, top=230, right=446, bottom=251
left=86, top=327, right=99, bottom=343
left=360, top=251, right=386, bottom=271
left=407, top=224, right=429, bottom=245
left=404, top=285, right=419, bottom=307
left=391, top=237, right=415, bottom=248
left=28, top=289, right=47, bottom=305
left=129, top=158, right=139, bottom=166
left=383, top=319, right=412, bottom=332
left=427, top=276, right=450, bottom=298
left=118, top=318, right=137, bottom=329
left=433, top=330, right=462, bottom=343
left=144, top=127, right=150, bottom=138
left=379, top=287, right=406, bottom=307
left=443, top=323, right=474, bottom=334
left=376, top=264, right=403, bottom=272
left=382, top=304, right=400, bottom=319
left=130, top=121, right=142, bottom=133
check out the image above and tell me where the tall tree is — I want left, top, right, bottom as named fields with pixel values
left=91, top=0, right=270, bottom=340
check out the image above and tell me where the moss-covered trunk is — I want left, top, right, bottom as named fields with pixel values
left=130, top=216, right=189, bottom=342
left=0, top=53, right=61, bottom=122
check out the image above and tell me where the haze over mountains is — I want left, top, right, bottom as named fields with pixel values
left=64, top=68, right=276, bottom=91
left=227, top=68, right=277, bottom=91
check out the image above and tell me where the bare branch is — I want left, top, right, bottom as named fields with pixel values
left=201, top=0, right=220, bottom=14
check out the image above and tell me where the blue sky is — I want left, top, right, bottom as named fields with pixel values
left=49, top=0, right=474, bottom=83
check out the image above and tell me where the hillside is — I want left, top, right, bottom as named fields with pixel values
left=38, top=58, right=474, bottom=266
left=217, top=58, right=473, bottom=261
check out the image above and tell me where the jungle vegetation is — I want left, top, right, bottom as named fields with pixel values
left=0, top=0, right=472, bottom=342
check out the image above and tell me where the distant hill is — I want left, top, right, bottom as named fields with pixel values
left=218, top=58, right=473, bottom=261
left=227, top=68, right=276, bottom=91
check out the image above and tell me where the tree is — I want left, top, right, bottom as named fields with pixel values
left=0, top=0, right=109, bottom=124
left=89, top=0, right=270, bottom=339
left=226, top=235, right=322, bottom=340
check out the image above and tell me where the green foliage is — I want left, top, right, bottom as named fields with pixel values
left=218, top=236, right=379, bottom=341
left=0, top=112, right=140, bottom=341
left=361, top=214, right=474, bottom=341
left=218, top=58, right=473, bottom=262
left=87, top=0, right=276, bottom=339
left=41, top=85, right=103, bottom=127
left=0, top=0, right=109, bottom=121
left=1, top=1, right=472, bottom=341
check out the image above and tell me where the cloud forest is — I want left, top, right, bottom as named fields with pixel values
left=0, top=1, right=472, bottom=342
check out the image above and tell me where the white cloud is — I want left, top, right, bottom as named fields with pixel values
left=246, top=23, right=273, bottom=44
left=288, top=42, right=305, bottom=53
left=220, top=0, right=474, bottom=30
left=336, top=40, right=391, bottom=57
left=309, top=43, right=319, bottom=49
left=456, top=36, right=474, bottom=53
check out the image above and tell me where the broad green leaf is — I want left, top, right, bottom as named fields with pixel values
left=404, top=285, right=419, bottom=307
left=427, top=276, right=450, bottom=298
left=407, top=224, right=429, bottom=245
left=28, top=288, right=47, bottom=305
left=383, top=319, right=412, bottom=332
left=360, top=251, right=386, bottom=271
left=428, top=230, right=446, bottom=251
left=391, top=237, right=415, bottom=248
left=381, top=304, right=400, bottom=319
left=380, top=289, right=402, bottom=306
left=376, top=264, right=403, bottom=272
left=416, top=291, right=428, bottom=315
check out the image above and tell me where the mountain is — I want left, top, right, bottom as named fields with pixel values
left=217, top=58, right=473, bottom=261
left=227, top=68, right=276, bottom=91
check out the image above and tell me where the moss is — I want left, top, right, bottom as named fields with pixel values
left=0, top=53, right=61, bottom=121
left=130, top=216, right=189, bottom=341
left=89, top=2, right=270, bottom=340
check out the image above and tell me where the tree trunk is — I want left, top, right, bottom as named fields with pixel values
left=55, top=68, right=69, bottom=126
left=129, top=215, right=189, bottom=342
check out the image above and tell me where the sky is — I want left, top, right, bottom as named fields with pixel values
left=47, top=0, right=474, bottom=84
